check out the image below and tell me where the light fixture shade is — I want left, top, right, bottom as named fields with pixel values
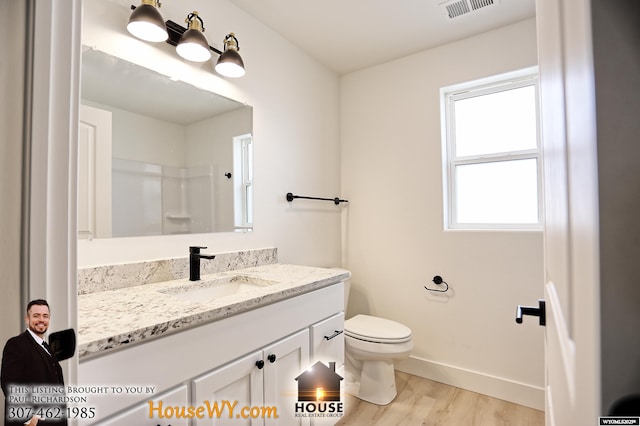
left=215, top=33, right=245, bottom=78
left=127, top=1, right=168, bottom=42
left=176, top=12, right=211, bottom=62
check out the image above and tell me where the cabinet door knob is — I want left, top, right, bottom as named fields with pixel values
left=267, top=354, right=277, bottom=363
left=255, top=360, right=264, bottom=369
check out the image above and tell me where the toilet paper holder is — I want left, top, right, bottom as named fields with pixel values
left=424, top=275, right=449, bottom=293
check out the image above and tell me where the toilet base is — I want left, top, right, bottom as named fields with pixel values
left=346, top=358, right=398, bottom=405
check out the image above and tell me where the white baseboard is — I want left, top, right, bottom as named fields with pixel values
left=395, top=355, right=545, bottom=411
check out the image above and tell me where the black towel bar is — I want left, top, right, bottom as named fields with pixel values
left=286, top=192, right=348, bottom=205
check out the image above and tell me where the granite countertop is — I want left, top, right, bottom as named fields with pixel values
left=77, top=264, right=349, bottom=359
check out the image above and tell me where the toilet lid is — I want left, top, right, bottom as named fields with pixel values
left=344, top=314, right=412, bottom=343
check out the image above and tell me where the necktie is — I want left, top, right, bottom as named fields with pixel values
left=42, top=341, right=53, bottom=356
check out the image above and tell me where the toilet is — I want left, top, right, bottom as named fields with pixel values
left=343, top=314, right=413, bottom=405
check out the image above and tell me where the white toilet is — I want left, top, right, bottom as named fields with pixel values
left=343, top=314, right=413, bottom=405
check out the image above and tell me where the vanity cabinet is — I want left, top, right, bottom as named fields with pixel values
left=79, top=282, right=344, bottom=425
left=193, top=329, right=310, bottom=425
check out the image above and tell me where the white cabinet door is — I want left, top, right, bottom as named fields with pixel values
left=192, top=330, right=310, bottom=426
left=92, top=384, right=189, bottom=426
left=310, top=314, right=344, bottom=426
left=263, top=329, right=310, bottom=426
left=310, top=313, right=344, bottom=366
left=193, top=350, right=264, bottom=426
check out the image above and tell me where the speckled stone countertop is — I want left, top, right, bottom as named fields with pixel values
left=77, top=264, right=349, bottom=359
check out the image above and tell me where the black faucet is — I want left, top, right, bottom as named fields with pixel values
left=189, top=246, right=216, bottom=281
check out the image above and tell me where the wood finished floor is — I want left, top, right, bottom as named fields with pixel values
left=335, top=372, right=544, bottom=426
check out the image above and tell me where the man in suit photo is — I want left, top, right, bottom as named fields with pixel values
left=1, top=299, right=67, bottom=426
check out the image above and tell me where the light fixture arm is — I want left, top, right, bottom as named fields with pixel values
left=223, top=33, right=240, bottom=51
left=185, top=12, right=205, bottom=32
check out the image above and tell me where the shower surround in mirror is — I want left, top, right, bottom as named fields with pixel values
left=112, top=158, right=220, bottom=236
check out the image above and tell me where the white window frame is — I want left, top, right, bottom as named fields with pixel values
left=440, top=67, right=543, bottom=230
left=233, top=133, right=253, bottom=231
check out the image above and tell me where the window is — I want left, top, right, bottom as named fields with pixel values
left=441, top=69, right=542, bottom=230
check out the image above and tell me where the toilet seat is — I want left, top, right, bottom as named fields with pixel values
left=344, top=314, right=412, bottom=344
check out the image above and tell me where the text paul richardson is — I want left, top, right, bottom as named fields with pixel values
left=7, top=385, right=88, bottom=403
left=148, top=400, right=278, bottom=420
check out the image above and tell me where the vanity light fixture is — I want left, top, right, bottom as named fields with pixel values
left=128, top=4, right=246, bottom=78
left=127, top=0, right=168, bottom=42
left=215, top=33, right=245, bottom=78
left=176, top=12, right=211, bottom=63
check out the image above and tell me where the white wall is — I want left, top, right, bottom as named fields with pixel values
left=1, top=5, right=28, bottom=425
left=78, top=0, right=342, bottom=267
left=340, top=18, right=545, bottom=409
left=0, top=3, right=27, bottom=406
left=2, top=0, right=82, bottom=419
left=109, top=106, right=186, bottom=167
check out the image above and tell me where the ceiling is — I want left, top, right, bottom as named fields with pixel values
left=229, top=0, right=536, bottom=75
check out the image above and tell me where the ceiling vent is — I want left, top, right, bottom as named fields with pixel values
left=440, top=0, right=499, bottom=19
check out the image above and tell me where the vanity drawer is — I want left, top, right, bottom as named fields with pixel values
left=310, top=312, right=344, bottom=365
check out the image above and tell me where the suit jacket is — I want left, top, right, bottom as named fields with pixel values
left=1, top=331, right=67, bottom=426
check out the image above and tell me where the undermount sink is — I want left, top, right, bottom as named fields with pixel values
left=160, top=275, right=279, bottom=303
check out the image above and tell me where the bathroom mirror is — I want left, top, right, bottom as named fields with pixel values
left=79, top=48, right=253, bottom=238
